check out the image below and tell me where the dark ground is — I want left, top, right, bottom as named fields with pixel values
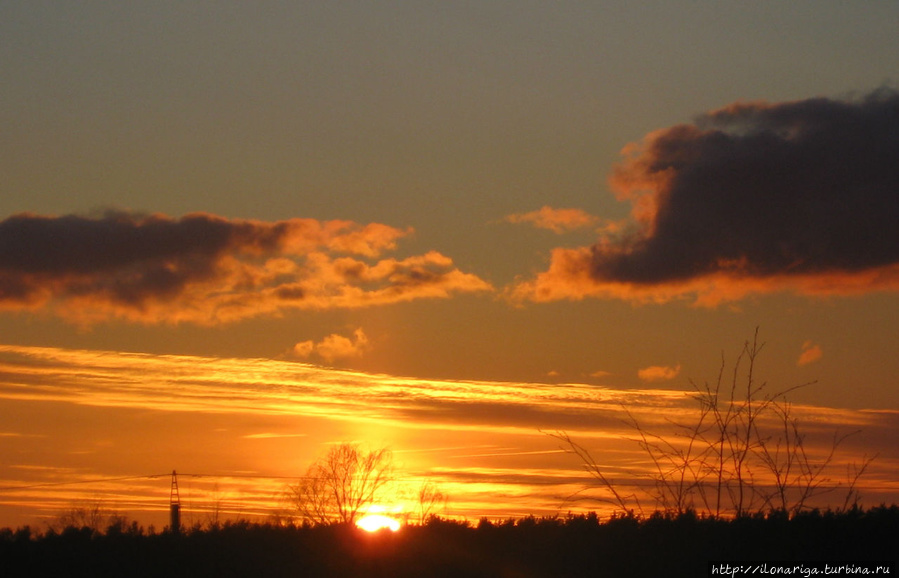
left=1, top=506, right=896, bottom=578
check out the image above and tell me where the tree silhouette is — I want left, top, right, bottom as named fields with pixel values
left=287, top=443, right=393, bottom=525
left=414, top=480, right=448, bottom=524
left=49, top=499, right=131, bottom=536
left=552, top=328, right=875, bottom=518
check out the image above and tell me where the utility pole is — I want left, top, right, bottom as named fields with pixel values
left=170, top=470, right=181, bottom=534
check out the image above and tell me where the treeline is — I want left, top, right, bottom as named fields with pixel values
left=1, top=506, right=896, bottom=578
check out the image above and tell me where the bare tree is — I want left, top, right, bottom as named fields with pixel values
left=53, top=501, right=108, bottom=532
left=840, top=453, right=877, bottom=512
left=287, top=443, right=393, bottom=525
left=548, top=431, right=642, bottom=516
left=691, top=329, right=812, bottom=517
left=414, top=480, right=448, bottom=525
left=50, top=499, right=129, bottom=535
left=553, top=329, right=874, bottom=519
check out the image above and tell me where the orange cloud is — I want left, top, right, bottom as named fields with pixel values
left=508, top=246, right=899, bottom=307
left=0, top=212, right=492, bottom=324
left=504, top=206, right=599, bottom=234
left=798, top=341, right=823, bottom=366
left=293, top=328, right=371, bottom=363
left=508, top=90, right=899, bottom=306
left=637, top=364, right=681, bottom=382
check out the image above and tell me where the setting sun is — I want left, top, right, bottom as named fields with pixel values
left=356, top=514, right=401, bottom=532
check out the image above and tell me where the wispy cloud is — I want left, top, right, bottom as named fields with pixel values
left=0, top=343, right=885, bottom=442
left=0, top=212, right=492, bottom=325
left=243, top=433, right=308, bottom=439
left=504, top=206, right=599, bottom=234
left=0, top=344, right=895, bottom=525
left=0, top=344, right=716, bottom=437
left=510, top=89, right=899, bottom=306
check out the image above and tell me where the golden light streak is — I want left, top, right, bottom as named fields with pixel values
left=0, top=343, right=896, bottom=528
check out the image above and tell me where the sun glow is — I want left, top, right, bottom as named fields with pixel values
left=0, top=344, right=896, bottom=528
left=356, top=514, right=401, bottom=532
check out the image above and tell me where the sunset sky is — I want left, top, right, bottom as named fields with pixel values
left=1, top=2, right=898, bottom=528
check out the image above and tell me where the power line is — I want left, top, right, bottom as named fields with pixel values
left=176, top=473, right=299, bottom=480
left=0, top=474, right=170, bottom=492
left=0, top=471, right=400, bottom=492
left=4, top=472, right=896, bottom=494
left=0, top=472, right=300, bottom=492
left=0, top=472, right=452, bottom=491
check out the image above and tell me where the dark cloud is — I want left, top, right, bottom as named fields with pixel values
left=512, top=89, right=899, bottom=305
left=606, top=88, right=899, bottom=282
left=0, top=212, right=491, bottom=323
left=0, top=212, right=246, bottom=275
left=0, top=212, right=233, bottom=309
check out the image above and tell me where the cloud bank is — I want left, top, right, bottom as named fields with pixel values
left=0, top=212, right=492, bottom=324
left=511, top=89, right=899, bottom=305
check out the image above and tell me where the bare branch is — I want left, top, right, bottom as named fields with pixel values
left=288, top=443, right=393, bottom=525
